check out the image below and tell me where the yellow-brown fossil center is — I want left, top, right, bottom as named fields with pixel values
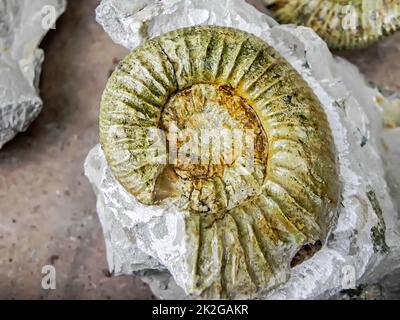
left=155, top=84, right=268, bottom=213
left=160, top=84, right=268, bottom=179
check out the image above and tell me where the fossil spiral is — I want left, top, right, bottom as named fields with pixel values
left=99, top=26, right=340, bottom=298
left=265, top=0, right=400, bottom=49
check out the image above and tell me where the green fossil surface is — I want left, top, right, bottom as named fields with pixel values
left=99, top=26, right=340, bottom=298
left=265, top=0, right=400, bottom=50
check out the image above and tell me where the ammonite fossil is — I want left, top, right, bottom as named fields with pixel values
left=265, top=0, right=400, bottom=49
left=99, top=26, right=340, bottom=298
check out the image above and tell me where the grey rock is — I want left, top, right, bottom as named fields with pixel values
left=0, top=0, right=66, bottom=149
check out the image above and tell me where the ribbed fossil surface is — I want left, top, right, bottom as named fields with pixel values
left=100, top=26, right=340, bottom=298
left=265, top=0, right=400, bottom=49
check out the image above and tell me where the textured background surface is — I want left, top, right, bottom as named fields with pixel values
left=0, top=0, right=399, bottom=299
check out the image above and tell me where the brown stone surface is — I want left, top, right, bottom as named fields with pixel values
left=0, top=0, right=398, bottom=299
left=0, top=0, right=151, bottom=300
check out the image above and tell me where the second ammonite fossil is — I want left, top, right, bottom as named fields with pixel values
left=265, top=0, right=400, bottom=49
left=99, top=26, right=340, bottom=298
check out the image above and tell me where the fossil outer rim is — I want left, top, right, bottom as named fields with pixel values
left=99, top=26, right=340, bottom=298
